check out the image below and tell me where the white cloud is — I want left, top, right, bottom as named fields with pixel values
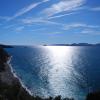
left=47, top=12, right=77, bottom=19
left=63, top=23, right=100, bottom=30
left=21, top=17, right=60, bottom=25
left=81, top=29, right=100, bottom=35
left=3, top=24, right=16, bottom=29
left=15, top=26, right=24, bottom=32
left=7, top=0, right=49, bottom=20
left=81, top=29, right=94, bottom=33
left=43, top=0, right=50, bottom=2
left=90, top=7, right=100, bottom=11
left=30, top=28, right=46, bottom=32
left=43, top=0, right=85, bottom=17
left=62, top=23, right=100, bottom=35
left=0, top=16, right=10, bottom=21
left=46, top=31, right=62, bottom=35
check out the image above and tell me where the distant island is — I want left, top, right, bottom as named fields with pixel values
left=1, top=43, right=100, bottom=47
left=43, top=43, right=100, bottom=46
left=0, top=44, right=13, bottom=48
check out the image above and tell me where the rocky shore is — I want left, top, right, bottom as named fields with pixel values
left=0, top=46, right=100, bottom=100
left=0, top=47, right=36, bottom=100
left=0, top=47, right=75, bottom=100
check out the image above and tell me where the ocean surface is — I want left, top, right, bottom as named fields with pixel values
left=6, top=46, right=100, bottom=100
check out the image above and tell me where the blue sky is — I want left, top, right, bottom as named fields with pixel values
left=0, top=0, right=100, bottom=45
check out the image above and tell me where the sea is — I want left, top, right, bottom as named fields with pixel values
left=6, top=46, right=100, bottom=100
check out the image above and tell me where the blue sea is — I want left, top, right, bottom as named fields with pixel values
left=6, top=46, right=100, bottom=100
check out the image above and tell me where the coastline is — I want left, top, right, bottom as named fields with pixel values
left=0, top=46, right=100, bottom=100
left=0, top=47, right=35, bottom=100
left=7, top=56, right=33, bottom=96
left=0, top=47, right=74, bottom=100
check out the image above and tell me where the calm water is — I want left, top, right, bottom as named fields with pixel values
left=6, top=46, right=100, bottom=100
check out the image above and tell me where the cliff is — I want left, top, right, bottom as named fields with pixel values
left=0, top=47, right=100, bottom=100
left=0, top=47, right=35, bottom=100
left=0, top=47, right=74, bottom=100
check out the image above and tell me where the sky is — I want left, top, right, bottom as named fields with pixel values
left=0, top=0, right=100, bottom=45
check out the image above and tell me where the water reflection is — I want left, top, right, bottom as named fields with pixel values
left=39, top=46, right=84, bottom=99
left=7, top=46, right=88, bottom=100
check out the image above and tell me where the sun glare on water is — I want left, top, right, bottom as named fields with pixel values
left=43, top=46, right=79, bottom=97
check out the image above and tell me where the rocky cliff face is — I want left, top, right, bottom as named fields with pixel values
left=0, top=47, right=74, bottom=100
left=0, top=47, right=35, bottom=100
left=0, top=47, right=100, bottom=100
